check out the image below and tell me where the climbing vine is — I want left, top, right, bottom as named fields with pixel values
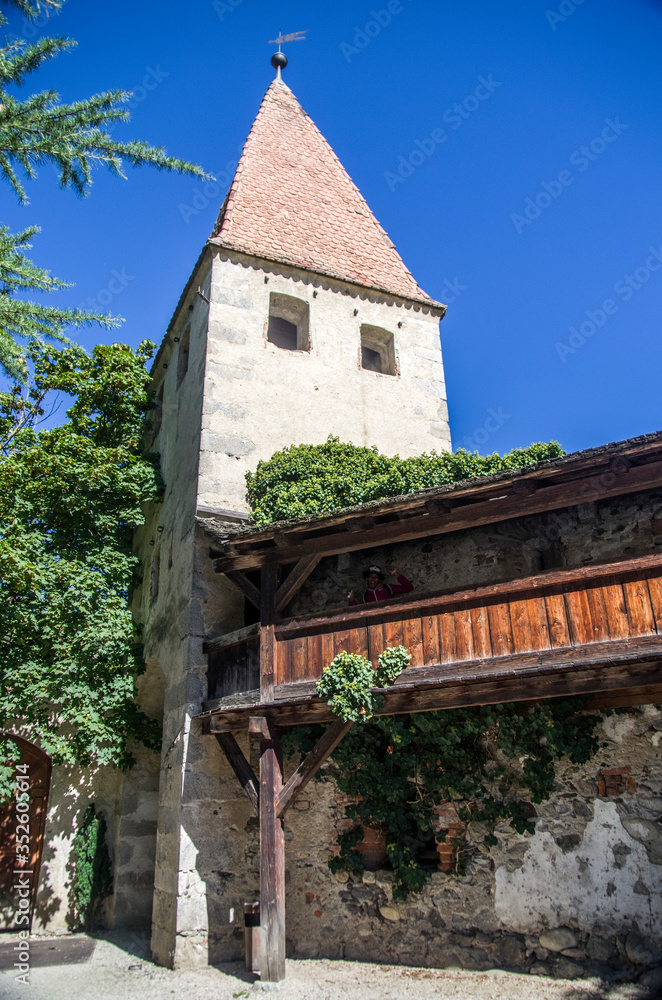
left=285, top=697, right=601, bottom=900
left=70, top=803, right=113, bottom=930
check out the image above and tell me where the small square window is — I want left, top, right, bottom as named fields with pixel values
left=360, top=325, right=396, bottom=376
left=267, top=315, right=298, bottom=351
left=267, top=292, right=310, bottom=351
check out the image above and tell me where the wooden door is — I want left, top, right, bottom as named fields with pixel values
left=0, top=736, right=51, bottom=932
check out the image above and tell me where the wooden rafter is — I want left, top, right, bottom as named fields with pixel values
left=208, top=442, right=662, bottom=573
left=226, top=570, right=261, bottom=610
left=214, top=733, right=259, bottom=814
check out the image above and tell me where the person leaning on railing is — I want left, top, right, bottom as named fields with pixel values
left=348, top=564, right=414, bottom=606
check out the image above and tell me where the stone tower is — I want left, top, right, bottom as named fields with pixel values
left=128, top=71, right=451, bottom=967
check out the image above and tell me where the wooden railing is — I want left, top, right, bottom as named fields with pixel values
left=206, top=553, right=662, bottom=706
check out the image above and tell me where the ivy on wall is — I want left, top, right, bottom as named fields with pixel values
left=286, top=699, right=601, bottom=899
left=70, top=803, right=113, bottom=930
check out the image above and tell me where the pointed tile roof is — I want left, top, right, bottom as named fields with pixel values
left=210, top=81, right=438, bottom=306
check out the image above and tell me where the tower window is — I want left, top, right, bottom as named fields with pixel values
left=176, top=325, right=190, bottom=389
left=360, top=325, right=397, bottom=376
left=267, top=292, right=310, bottom=351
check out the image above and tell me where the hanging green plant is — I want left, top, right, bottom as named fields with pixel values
left=315, top=645, right=411, bottom=722
left=374, top=645, right=411, bottom=687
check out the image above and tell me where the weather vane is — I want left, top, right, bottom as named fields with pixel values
left=268, top=29, right=307, bottom=78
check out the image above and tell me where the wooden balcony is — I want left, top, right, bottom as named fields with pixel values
left=204, top=552, right=662, bottom=731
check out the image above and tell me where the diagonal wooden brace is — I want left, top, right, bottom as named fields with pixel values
left=277, top=719, right=353, bottom=817
left=274, top=554, right=322, bottom=614
left=226, top=570, right=261, bottom=611
left=214, top=732, right=259, bottom=814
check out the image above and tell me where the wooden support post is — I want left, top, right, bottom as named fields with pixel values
left=253, top=718, right=286, bottom=984
left=260, top=567, right=278, bottom=704
left=214, top=733, right=259, bottom=814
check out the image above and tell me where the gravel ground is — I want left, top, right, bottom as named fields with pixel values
left=0, top=933, right=658, bottom=1000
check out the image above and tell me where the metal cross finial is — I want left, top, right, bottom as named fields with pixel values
left=268, top=29, right=307, bottom=79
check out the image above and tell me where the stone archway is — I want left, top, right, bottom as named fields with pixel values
left=0, top=736, right=52, bottom=931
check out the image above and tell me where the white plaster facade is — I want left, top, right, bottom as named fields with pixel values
left=199, top=250, right=450, bottom=512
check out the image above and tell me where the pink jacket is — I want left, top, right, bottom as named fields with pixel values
left=349, top=575, right=414, bottom=606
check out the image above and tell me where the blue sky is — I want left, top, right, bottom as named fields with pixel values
left=3, top=0, right=662, bottom=456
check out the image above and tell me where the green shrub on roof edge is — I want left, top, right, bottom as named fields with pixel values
left=245, top=436, right=565, bottom=525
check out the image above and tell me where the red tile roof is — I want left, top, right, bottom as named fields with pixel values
left=210, top=81, right=437, bottom=306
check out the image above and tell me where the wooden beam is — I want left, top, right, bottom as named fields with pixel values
left=258, top=721, right=286, bottom=983
left=274, top=555, right=322, bottom=614
left=211, top=454, right=662, bottom=573
left=206, top=649, right=662, bottom=732
left=275, top=551, right=662, bottom=639
left=214, top=733, right=258, bottom=814
left=226, top=571, right=261, bottom=611
left=277, top=719, right=353, bottom=817
left=589, top=683, right=662, bottom=709
left=260, top=567, right=278, bottom=704
left=248, top=716, right=270, bottom=739
left=203, top=622, right=260, bottom=654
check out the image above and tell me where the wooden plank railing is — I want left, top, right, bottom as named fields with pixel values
left=206, top=553, right=662, bottom=704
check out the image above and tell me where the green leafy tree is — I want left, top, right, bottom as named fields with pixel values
left=0, top=340, right=161, bottom=777
left=0, top=0, right=207, bottom=375
left=246, top=436, right=565, bottom=524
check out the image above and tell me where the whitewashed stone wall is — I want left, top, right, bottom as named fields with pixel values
left=179, top=704, right=662, bottom=981
left=198, top=249, right=450, bottom=513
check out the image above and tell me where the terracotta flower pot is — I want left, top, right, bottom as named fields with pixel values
left=353, top=825, right=388, bottom=870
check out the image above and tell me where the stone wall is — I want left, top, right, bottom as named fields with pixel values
left=286, top=487, right=662, bottom=618
left=192, top=704, right=661, bottom=980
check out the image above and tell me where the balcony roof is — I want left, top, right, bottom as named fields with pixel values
left=200, top=431, right=662, bottom=573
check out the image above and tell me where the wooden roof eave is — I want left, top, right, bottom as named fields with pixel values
left=203, top=432, right=662, bottom=574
